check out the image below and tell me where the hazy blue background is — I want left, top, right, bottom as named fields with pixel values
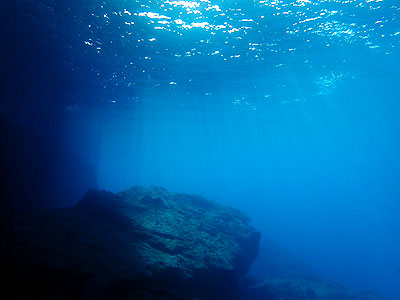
left=2, top=0, right=400, bottom=299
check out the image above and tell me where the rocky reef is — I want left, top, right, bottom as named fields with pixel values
left=0, top=186, right=390, bottom=300
left=241, top=276, right=390, bottom=300
left=1, top=186, right=260, bottom=299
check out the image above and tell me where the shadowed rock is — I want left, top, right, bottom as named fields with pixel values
left=1, top=186, right=390, bottom=300
left=240, top=276, right=391, bottom=300
left=1, top=186, right=260, bottom=299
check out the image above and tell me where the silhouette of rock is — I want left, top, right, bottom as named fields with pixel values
left=0, top=115, right=97, bottom=213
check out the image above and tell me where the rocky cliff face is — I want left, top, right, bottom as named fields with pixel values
left=0, top=115, right=97, bottom=213
left=1, top=186, right=260, bottom=299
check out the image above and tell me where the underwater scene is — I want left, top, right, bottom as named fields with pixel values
left=1, top=0, right=400, bottom=299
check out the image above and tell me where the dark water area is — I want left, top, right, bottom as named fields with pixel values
left=1, top=0, right=400, bottom=299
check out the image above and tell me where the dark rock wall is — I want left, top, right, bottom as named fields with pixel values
left=0, top=1, right=98, bottom=212
left=0, top=115, right=97, bottom=213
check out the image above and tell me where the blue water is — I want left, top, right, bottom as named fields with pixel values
left=2, top=0, right=400, bottom=299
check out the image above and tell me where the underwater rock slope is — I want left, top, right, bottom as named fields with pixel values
left=241, top=276, right=391, bottom=300
left=1, top=186, right=391, bottom=300
left=1, top=186, right=260, bottom=299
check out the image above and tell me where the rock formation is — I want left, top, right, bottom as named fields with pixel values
left=0, top=186, right=391, bottom=300
left=1, top=186, right=260, bottom=299
left=0, top=114, right=97, bottom=213
left=240, top=276, right=390, bottom=300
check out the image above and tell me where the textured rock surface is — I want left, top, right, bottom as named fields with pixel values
left=0, top=186, right=391, bottom=300
left=1, top=186, right=260, bottom=299
left=240, top=276, right=391, bottom=300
